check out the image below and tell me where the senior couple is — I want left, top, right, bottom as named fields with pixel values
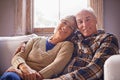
left=0, top=7, right=119, bottom=80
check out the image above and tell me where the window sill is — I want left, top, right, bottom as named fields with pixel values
left=33, top=28, right=54, bottom=36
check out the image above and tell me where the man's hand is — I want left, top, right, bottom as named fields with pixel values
left=14, top=41, right=26, bottom=55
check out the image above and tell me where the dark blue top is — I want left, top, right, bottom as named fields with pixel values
left=46, top=39, right=55, bottom=51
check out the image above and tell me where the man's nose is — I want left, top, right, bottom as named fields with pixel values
left=82, top=22, right=87, bottom=30
left=83, top=21, right=86, bottom=27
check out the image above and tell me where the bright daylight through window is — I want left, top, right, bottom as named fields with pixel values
left=34, top=0, right=88, bottom=28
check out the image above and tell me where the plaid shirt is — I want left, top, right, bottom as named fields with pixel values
left=55, top=30, right=119, bottom=80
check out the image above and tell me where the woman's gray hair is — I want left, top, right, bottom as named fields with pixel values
left=63, top=15, right=77, bottom=30
left=54, top=15, right=77, bottom=33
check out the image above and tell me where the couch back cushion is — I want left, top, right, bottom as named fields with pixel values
left=0, top=34, right=38, bottom=75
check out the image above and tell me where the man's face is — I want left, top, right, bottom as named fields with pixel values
left=76, top=11, right=97, bottom=37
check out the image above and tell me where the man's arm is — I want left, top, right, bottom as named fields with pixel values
left=14, top=41, right=27, bottom=55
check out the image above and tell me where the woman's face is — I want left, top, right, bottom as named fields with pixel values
left=54, top=19, right=75, bottom=40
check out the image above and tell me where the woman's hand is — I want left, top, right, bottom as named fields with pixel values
left=6, top=66, right=23, bottom=78
left=19, top=63, right=43, bottom=80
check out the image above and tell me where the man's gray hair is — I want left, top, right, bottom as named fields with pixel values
left=76, top=7, right=97, bottom=19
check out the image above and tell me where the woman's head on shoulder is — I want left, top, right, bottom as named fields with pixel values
left=53, top=15, right=77, bottom=42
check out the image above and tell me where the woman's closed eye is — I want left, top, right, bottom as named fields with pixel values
left=61, top=20, right=69, bottom=26
left=77, top=20, right=83, bottom=24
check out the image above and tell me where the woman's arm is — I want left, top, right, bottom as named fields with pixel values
left=11, top=37, right=43, bottom=80
left=11, top=38, right=34, bottom=68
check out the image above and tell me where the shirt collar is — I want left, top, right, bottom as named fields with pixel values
left=76, top=30, right=105, bottom=39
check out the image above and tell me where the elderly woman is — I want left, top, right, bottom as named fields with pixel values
left=0, top=15, right=77, bottom=80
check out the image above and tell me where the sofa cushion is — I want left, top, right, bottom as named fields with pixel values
left=0, top=34, right=38, bottom=75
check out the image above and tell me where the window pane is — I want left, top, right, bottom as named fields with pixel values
left=34, top=0, right=88, bottom=28
left=34, top=0, right=59, bottom=28
left=60, top=0, right=88, bottom=18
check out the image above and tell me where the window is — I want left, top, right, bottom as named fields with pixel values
left=34, top=0, right=88, bottom=28
left=14, top=0, right=103, bottom=36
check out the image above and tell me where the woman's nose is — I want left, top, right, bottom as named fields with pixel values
left=63, top=26, right=67, bottom=30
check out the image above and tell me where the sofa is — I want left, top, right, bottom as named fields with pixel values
left=0, top=33, right=120, bottom=79
left=0, top=34, right=38, bottom=75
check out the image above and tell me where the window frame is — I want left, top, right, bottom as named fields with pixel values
left=14, top=0, right=103, bottom=36
left=33, top=0, right=89, bottom=36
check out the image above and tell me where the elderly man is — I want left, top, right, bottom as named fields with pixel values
left=46, top=8, right=119, bottom=80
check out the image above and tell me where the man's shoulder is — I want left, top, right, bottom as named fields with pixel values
left=103, top=32, right=118, bottom=40
left=97, top=30, right=117, bottom=40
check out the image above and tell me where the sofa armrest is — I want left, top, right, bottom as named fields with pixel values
left=104, top=54, right=120, bottom=80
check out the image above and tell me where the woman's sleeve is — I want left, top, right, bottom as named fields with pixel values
left=11, top=38, right=36, bottom=69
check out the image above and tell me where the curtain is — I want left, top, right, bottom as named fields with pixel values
left=88, top=0, right=104, bottom=30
